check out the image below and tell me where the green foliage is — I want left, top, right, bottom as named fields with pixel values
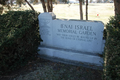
left=104, top=15, right=120, bottom=80
left=0, top=10, right=42, bottom=75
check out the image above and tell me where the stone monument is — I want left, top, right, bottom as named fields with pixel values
left=38, top=12, right=105, bottom=69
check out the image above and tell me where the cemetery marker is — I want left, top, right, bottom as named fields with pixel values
left=38, top=12, right=105, bottom=69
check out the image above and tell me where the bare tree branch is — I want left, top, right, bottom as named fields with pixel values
left=25, top=0, right=35, bottom=11
left=86, top=0, right=88, bottom=20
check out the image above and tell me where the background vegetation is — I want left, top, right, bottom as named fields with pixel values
left=104, top=15, right=120, bottom=80
left=0, top=10, right=42, bottom=75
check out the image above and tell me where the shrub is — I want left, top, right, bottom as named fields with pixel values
left=0, top=10, right=42, bottom=75
left=104, top=15, right=120, bottom=80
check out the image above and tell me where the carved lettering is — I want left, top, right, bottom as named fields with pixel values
left=61, top=24, right=73, bottom=29
left=58, top=29, right=77, bottom=34
left=79, top=31, right=96, bottom=36
left=75, top=25, right=93, bottom=31
left=57, top=24, right=97, bottom=42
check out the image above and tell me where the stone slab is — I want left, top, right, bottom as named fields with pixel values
left=38, top=12, right=105, bottom=67
left=38, top=46, right=103, bottom=66
left=38, top=13, right=104, bottom=54
left=52, top=20, right=104, bottom=54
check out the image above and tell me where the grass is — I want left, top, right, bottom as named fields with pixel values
left=20, top=3, right=114, bottom=24
left=53, top=3, right=114, bottom=24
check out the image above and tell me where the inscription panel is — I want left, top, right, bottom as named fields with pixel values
left=53, top=20, right=104, bottom=53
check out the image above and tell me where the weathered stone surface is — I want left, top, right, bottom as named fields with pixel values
left=38, top=12, right=105, bottom=66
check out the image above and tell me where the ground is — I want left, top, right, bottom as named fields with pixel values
left=0, top=58, right=102, bottom=80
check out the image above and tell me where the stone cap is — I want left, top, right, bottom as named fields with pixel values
left=49, top=12, right=56, bottom=19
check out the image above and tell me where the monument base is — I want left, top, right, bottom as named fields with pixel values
left=38, top=46, right=103, bottom=70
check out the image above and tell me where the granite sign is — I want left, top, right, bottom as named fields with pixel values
left=38, top=12, right=105, bottom=67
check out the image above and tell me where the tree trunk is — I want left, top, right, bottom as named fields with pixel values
left=79, top=0, right=83, bottom=20
left=25, top=0, right=35, bottom=11
left=47, top=0, right=53, bottom=12
left=41, top=0, right=47, bottom=12
left=50, top=0, right=53, bottom=12
left=86, top=0, right=88, bottom=20
left=114, top=0, right=120, bottom=15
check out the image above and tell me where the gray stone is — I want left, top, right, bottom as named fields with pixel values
left=38, top=12, right=105, bottom=67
